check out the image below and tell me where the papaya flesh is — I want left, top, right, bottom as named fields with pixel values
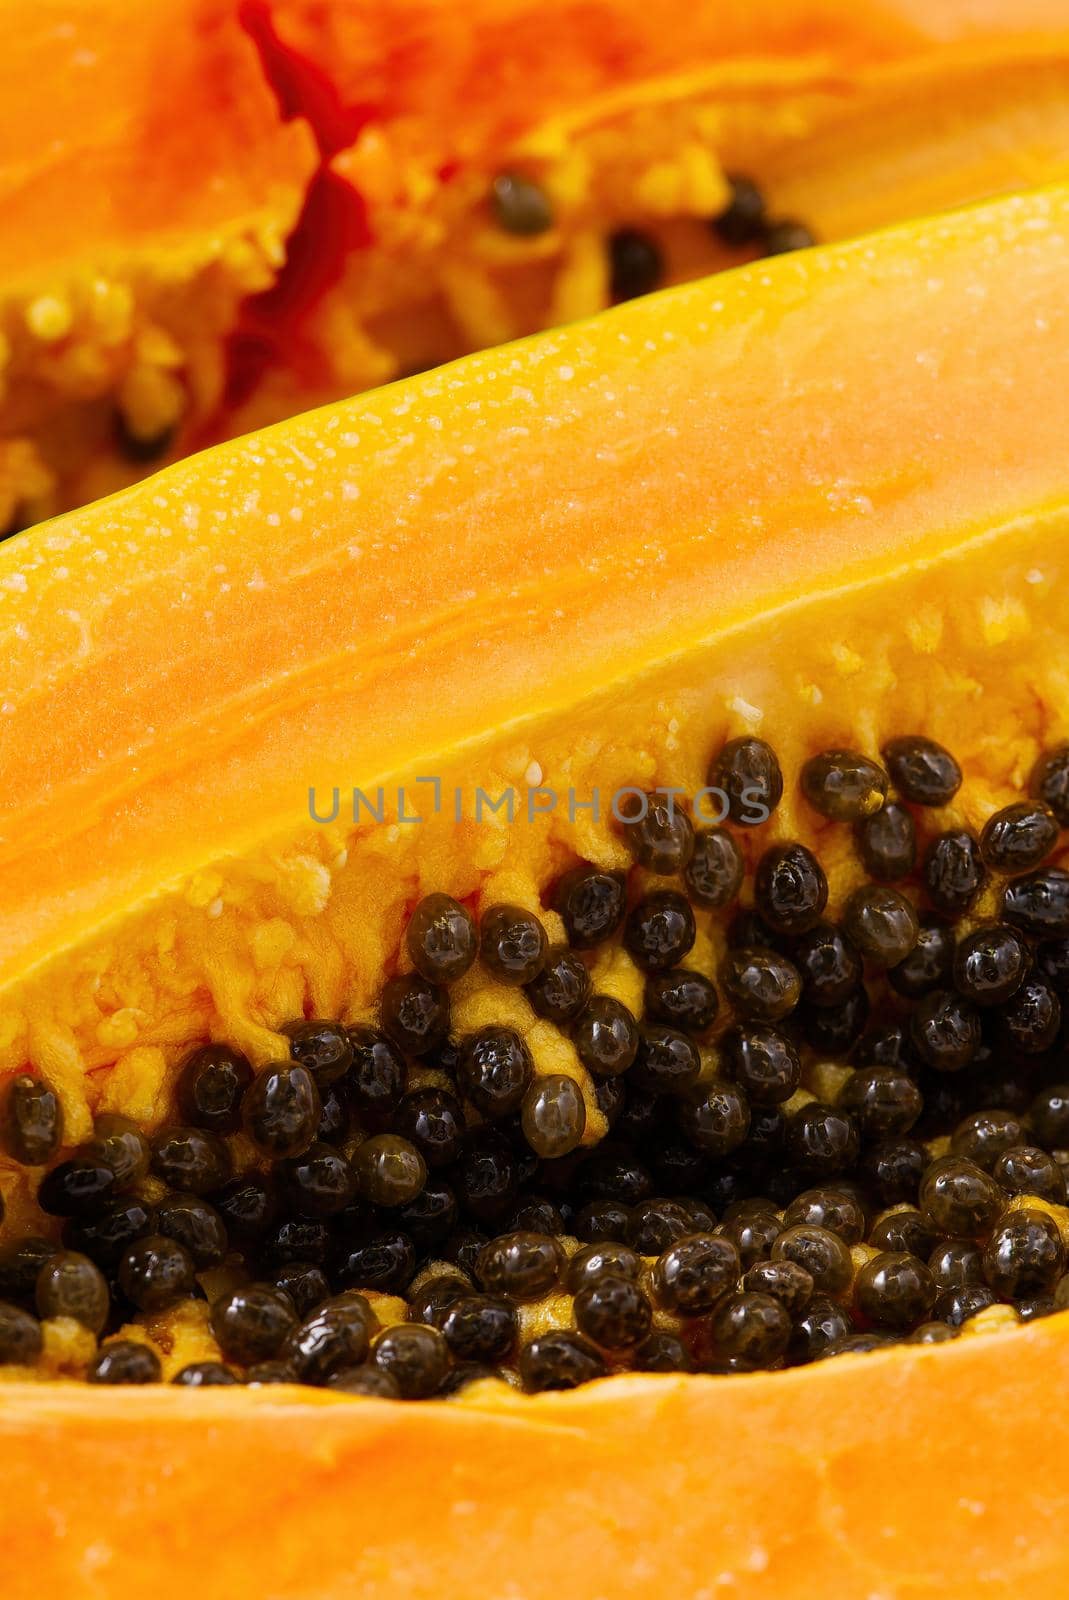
left=2, top=187, right=1069, bottom=1592
left=5, top=0, right=1069, bottom=526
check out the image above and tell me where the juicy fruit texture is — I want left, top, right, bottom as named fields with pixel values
left=5, top=732, right=1069, bottom=1401
left=2, top=187, right=1069, bottom=1140
left=0, top=0, right=314, bottom=531
left=5, top=0, right=1069, bottom=526
left=2, top=185, right=1069, bottom=1589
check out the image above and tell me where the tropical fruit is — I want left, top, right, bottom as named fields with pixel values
left=4, top=0, right=1069, bottom=526
left=0, top=186, right=1069, bottom=1595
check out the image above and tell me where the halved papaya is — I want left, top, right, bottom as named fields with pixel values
left=4, top=0, right=1069, bottom=525
left=1, top=185, right=1069, bottom=1592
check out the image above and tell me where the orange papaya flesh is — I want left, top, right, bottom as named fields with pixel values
left=0, top=188, right=1068, bottom=1593
left=5, top=1325, right=1069, bottom=1600
left=0, top=0, right=316, bottom=530
left=225, top=0, right=1069, bottom=423
left=4, top=1, right=1069, bottom=525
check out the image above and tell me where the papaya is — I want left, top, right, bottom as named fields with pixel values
left=1, top=184, right=1069, bottom=1593
left=5, top=0, right=1069, bottom=527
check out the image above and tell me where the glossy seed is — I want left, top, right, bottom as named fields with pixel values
left=172, top=1361, right=241, bottom=1387
left=685, top=827, right=745, bottom=907
left=574, top=1274, right=652, bottom=1350
left=36, top=1251, right=109, bottom=1333
left=64, top=1198, right=156, bottom=1271
left=634, top=1024, right=702, bottom=1094
left=854, top=802, right=916, bottom=881
left=1001, top=869, right=1069, bottom=937
left=653, top=1233, right=739, bottom=1315
left=373, top=1322, right=449, bottom=1399
left=490, top=172, right=553, bottom=235
left=923, top=830, right=986, bottom=918
left=772, top=1224, right=853, bottom=1295
left=801, top=750, right=888, bottom=821
left=287, top=1296, right=376, bottom=1384
left=87, top=1341, right=162, bottom=1385
left=867, top=1208, right=936, bottom=1259
left=394, top=1087, right=465, bottom=1170
left=279, top=1141, right=355, bottom=1218
left=842, top=885, right=919, bottom=968
left=952, top=924, right=1028, bottom=1007
left=910, top=990, right=981, bottom=1073
left=707, top=737, right=783, bottom=825
left=785, top=1103, right=859, bottom=1179
left=406, top=893, right=478, bottom=983
left=476, top=1231, right=562, bottom=1301
left=480, top=904, right=548, bottom=985
left=521, top=1073, right=587, bottom=1158
left=619, top=791, right=694, bottom=873
left=998, top=977, right=1061, bottom=1054
left=346, top=1026, right=406, bottom=1119
left=150, top=1125, right=232, bottom=1196
left=608, top=229, right=664, bottom=302
left=920, top=1156, right=1003, bottom=1237
left=783, top=1186, right=866, bottom=1245
left=720, top=948, right=801, bottom=1021
left=644, top=968, right=720, bottom=1034
left=855, top=1251, right=934, bottom=1329
left=353, top=1134, right=427, bottom=1207
left=981, top=802, right=1060, bottom=874
left=520, top=1330, right=607, bottom=1392
left=764, top=220, right=816, bottom=255
left=573, top=996, right=640, bottom=1077
left=118, top=1234, right=196, bottom=1313
left=174, top=1043, right=254, bottom=1136
left=793, top=921, right=862, bottom=1007
left=838, top=1067, right=922, bottom=1140
left=0, top=1075, right=63, bottom=1166
left=881, top=736, right=962, bottom=806
left=983, top=1209, right=1065, bottom=1299
left=565, top=1242, right=642, bottom=1294
left=743, top=1259, right=814, bottom=1315
left=754, top=843, right=828, bottom=934
left=623, top=891, right=696, bottom=971
left=710, top=1291, right=791, bottom=1368
left=712, top=174, right=767, bottom=245
left=0, top=1302, right=43, bottom=1364
left=555, top=866, right=627, bottom=949
left=242, top=1064, right=321, bottom=1161
left=37, top=1159, right=116, bottom=1219
left=721, top=1023, right=800, bottom=1105
left=994, top=1145, right=1067, bottom=1203
left=379, top=973, right=450, bottom=1057
left=459, top=1026, right=533, bottom=1117
left=440, top=1295, right=517, bottom=1364
left=1030, top=743, right=1069, bottom=826
left=524, top=948, right=591, bottom=1024
left=677, top=1080, right=751, bottom=1155
left=210, top=1285, right=298, bottom=1365
left=87, top=1114, right=151, bottom=1187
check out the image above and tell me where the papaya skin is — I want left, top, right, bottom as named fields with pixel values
left=2, top=1318, right=1069, bottom=1598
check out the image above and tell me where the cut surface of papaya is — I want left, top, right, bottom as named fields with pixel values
left=4, top=0, right=1069, bottom=524
left=1, top=187, right=1069, bottom=1596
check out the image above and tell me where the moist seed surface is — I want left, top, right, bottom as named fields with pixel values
left=3, top=737, right=1069, bottom=1392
